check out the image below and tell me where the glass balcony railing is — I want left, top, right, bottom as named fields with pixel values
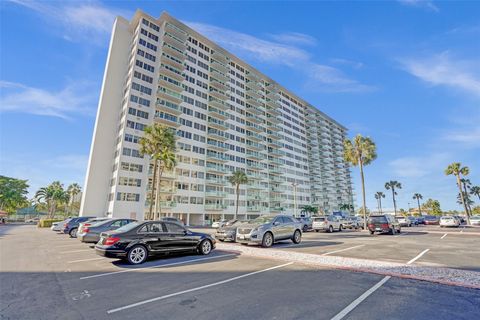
left=205, top=204, right=228, bottom=211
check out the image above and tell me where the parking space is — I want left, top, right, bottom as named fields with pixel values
left=1, top=225, right=479, bottom=320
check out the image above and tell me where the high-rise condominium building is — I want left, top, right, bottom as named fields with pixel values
left=80, top=10, right=354, bottom=225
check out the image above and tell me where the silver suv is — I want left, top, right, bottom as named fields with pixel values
left=236, top=214, right=302, bottom=247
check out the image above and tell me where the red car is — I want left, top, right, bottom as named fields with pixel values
left=424, top=216, right=439, bottom=225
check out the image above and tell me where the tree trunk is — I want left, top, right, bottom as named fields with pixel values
left=462, top=182, right=472, bottom=217
left=417, top=198, right=422, bottom=216
left=156, top=165, right=164, bottom=220
left=457, top=175, right=471, bottom=224
left=148, top=159, right=158, bottom=221
left=359, top=160, right=367, bottom=230
left=235, top=184, right=239, bottom=219
left=392, top=188, right=397, bottom=216
left=379, top=197, right=383, bottom=214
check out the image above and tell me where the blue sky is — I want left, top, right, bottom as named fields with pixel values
left=1, top=0, right=479, bottom=211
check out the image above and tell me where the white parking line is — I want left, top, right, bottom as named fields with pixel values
left=60, top=249, right=92, bottom=254
left=107, top=262, right=293, bottom=314
left=407, top=249, right=430, bottom=265
left=441, top=233, right=448, bottom=239
left=80, top=253, right=236, bottom=280
left=67, top=257, right=105, bottom=264
left=330, top=276, right=391, bottom=320
left=321, top=245, right=365, bottom=256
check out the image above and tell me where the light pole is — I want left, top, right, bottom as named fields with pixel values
left=292, top=182, right=298, bottom=217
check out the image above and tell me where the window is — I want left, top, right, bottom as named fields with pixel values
left=138, top=224, right=149, bottom=233
left=149, top=223, right=163, bottom=233
left=165, top=222, right=185, bottom=233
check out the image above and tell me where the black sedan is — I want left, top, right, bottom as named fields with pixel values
left=95, top=221, right=216, bottom=264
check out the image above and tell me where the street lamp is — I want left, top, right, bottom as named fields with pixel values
left=292, top=182, right=298, bottom=217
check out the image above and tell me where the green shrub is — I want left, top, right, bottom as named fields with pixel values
left=38, top=219, right=63, bottom=228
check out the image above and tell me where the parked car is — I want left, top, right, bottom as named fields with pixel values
left=235, top=215, right=302, bottom=247
left=215, top=219, right=246, bottom=242
left=470, top=215, right=480, bottom=226
left=453, top=215, right=465, bottom=224
left=440, top=216, right=460, bottom=228
left=407, top=216, right=418, bottom=226
left=78, top=217, right=111, bottom=235
left=367, top=215, right=401, bottom=235
left=95, top=220, right=215, bottom=264
left=212, top=219, right=228, bottom=228
left=63, top=217, right=95, bottom=238
left=312, top=215, right=342, bottom=233
left=424, top=216, right=440, bottom=225
left=25, top=217, right=40, bottom=223
left=416, top=216, right=425, bottom=225
left=78, top=219, right=135, bottom=243
left=354, top=216, right=366, bottom=229
left=296, top=217, right=313, bottom=232
left=51, top=218, right=72, bottom=232
left=342, top=216, right=360, bottom=230
left=396, top=216, right=411, bottom=227
left=161, top=217, right=184, bottom=225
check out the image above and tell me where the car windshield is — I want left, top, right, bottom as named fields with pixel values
left=252, top=216, right=275, bottom=224
left=91, top=220, right=112, bottom=227
left=225, top=219, right=237, bottom=226
left=407, top=217, right=416, bottom=220
left=313, top=217, right=325, bottom=221
left=369, top=216, right=388, bottom=223
left=114, top=221, right=142, bottom=233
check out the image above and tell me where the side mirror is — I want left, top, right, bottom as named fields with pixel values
left=273, top=221, right=279, bottom=226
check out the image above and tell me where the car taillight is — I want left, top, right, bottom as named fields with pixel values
left=65, top=223, right=69, bottom=229
left=105, top=237, right=120, bottom=246
left=368, top=224, right=374, bottom=228
left=83, top=227, right=89, bottom=233
left=381, top=223, right=389, bottom=229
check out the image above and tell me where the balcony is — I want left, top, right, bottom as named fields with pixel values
left=154, top=111, right=180, bottom=127
left=269, top=175, right=286, bottom=184
left=211, top=59, right=228, bottom=74
left=207, top=118, right=229, bottom=131
left=246, top=140, right=264, bottom=151
left=160, top=64, right=184, bottom=82
left=246, top=104, right=263, bottom=115
left=247, top=172, right=264, bottom=180
left=269, top=196, right=285, bottom=202
left=246, top=162, right=264, bottom=171
left=267, top=91, right=280, bottom=100
left=246, top=72, right=261, bottom=82
left=268, top=166, right=283, bottom=175
left=246, top=80, right=261, bottom=91
left=157, top=86, right=182, bottom=104
left=206, top=151, right=229, bottom=162
left=209, top=88, right=228, bottom=101
left=246, top=122, right=264, bottom=133
left=211, top=50, right=228, bottom=64
left=246, top=114, right=263, bottom=123
left=247, top=181, right=264, bottom=190
left=210, top=68, right=228, bottom=83
left=266, top=99, right=280, bottom=109
left=156, top=100, right=182, bottom=115
left=266, top=115, right=281, bottom=124
left=205, top=204, right=227, bottom=211
left=210, top=78, right=228, bottom=92
left=205, top=191, right=228, bottom=198
left=270, top=186, right=285, bottom=193
left=267, top=131, right=283, bottom=140
left=208, top=107, right=228, bottom=120
left=246, top=88, right=261, bottom=100
left=246, top=151, right=266, bottom=161
left=247, top=206, right=262, bottom=212
left=246, top=131, right=262, bottom=142
left=247, top=193, right=262, bottom=201
left=159, top=201, right=177, bottom=208
left=162, top=43, right=185, bottom=61
left=209, top=97, right=227, bottom=110
left=161, top=54, right=184, bottom=71
left=268, top=123, right=282, bottom=132
left=207, top=129, right=228, bottom=141
left=165, top=22, right=187, bottom=42
left=206, top=164, right=228, bottom=174
left=270, top=206, right=285, bottom=212
left=205, top=177, right=227, bottom=185
left=265, top=106, right=281, bottom=117
left=246, top=96, right=262, bottom=107
left=268, top=140, right=283, bottom=148
left=269, top=149, right=285, bottom=158
left=206, top=139, right=229, bottom=152
left=158, top=77, right=182, bottom=93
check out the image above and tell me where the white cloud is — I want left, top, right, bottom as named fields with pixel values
left=7, top=0, right=130, bottom=45
left=397, top=0, right=439, bottom=12
left=443, top=127, right=480, bottom=148
left=269, top=32, right=317, bottom=46
left=400, top=52, right=480, bottom=97
left=0, top=81, right=97, bottom=119
left=185, top=21, right=373, bottom=93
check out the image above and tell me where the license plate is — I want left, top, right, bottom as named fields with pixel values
left=376, top=228, right=382, bottom=231
left=238, top=235, right=245, bottom=240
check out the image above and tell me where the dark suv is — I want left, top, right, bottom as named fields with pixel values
left=367, top=215, right=401, bottom=235
left=63, top=217, right=95, bottom=238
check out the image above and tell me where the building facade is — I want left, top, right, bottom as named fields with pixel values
left=79, top=10, right=354, bottom=225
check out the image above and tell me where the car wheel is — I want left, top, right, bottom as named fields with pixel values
left=339, top=225, right=343, bottom=232
left=397, top=228, right=401, bottom=233
left=262, top=232, right=274, bottom=248
left=329, top=225, right=334, bottom=233
left=199, top=239, right=212, bottom=255
left=127, top=245, right=148, bottom=265
left=315, top=229, right=319, bottom=232
left=69, top=228, right=77, bottom=238
left=292, top=230, right=301, bottom=244
left=370, top=230, right=375, bottom=235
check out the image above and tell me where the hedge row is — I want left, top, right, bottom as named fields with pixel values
left=38, top=219, right=63, bottom=228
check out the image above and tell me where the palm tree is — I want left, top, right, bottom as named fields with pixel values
left=445, top=163, right=470, bottom=224
left=153, top=148, right=176, bottom=220
left=35, top=181, right=68, bottom=218
left=228, top=171, right=248, bottom=219
left=460, top=178, right=473, bottom=215
left=139, top=124, right=176, bottom=220
left=413, top=193, right=423, bottom=216
left=385, top=181, right=402, bottom=215
left=374, top=192, right=385, bottom=214
left=470, top=186, right=480, bottom=201
left=302, top=205, right=319, bottom=216
left=66, top=183, right=81, bottom=215
left=339, top=203, right=354, bottom=213
left=344, top=134, right=377, bottom=229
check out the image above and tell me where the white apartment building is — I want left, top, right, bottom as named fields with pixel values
left=79, top=10, right=354, bottom=225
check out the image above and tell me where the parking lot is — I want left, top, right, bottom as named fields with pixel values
left=1, top=224, right=479, bottom=320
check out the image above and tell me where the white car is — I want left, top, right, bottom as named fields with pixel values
left=440, top=216, right=460, bottom=228
left=397, top=216, right=411, bottom=227
left=51, top=218, right=71, bottom=232
left=470, top=215, right=480, bottom=226
left=212, top=219, right=228, bottom=228
left=312, top=215, right=343, bottom=232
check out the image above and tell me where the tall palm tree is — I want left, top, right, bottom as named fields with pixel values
left=413, top=193, right=423, bottom=216
left=344, top=134, right=377, bottom=229
left=445, top=163, right=470, bottom=224
left=153, top=148, right=176, bottom=220
left=139, top=124, right=176, bottom=220
left=374, top=191, right=385, bottom=214
left=460, top=178, right=473, bottom=215
left=470, top=186, right=480, bottom=201
left=35, top=181, right=68, bottom=218
left=385, top=181, right=402, bottom=215
left=228, top=171, right=248, bottom=219
left=67, top=183, right=81, bottom=215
